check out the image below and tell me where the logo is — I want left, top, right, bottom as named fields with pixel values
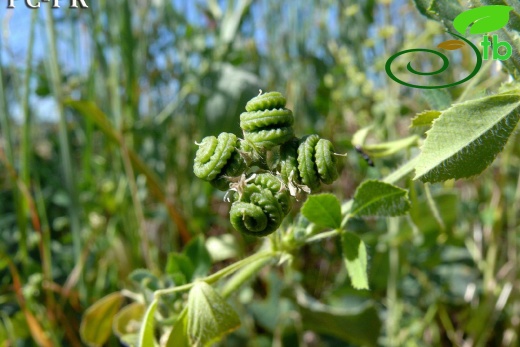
left=385, top=5, right=513, bottom=89
left=7, top=0, right=88, bottom=9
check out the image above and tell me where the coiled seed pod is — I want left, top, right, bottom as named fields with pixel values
left=297, top=135, right=339, bottom=190
left=194, top=133, right=246, bottom=190
left=193, top=90, right=344, bottom=238
left=278, top=138, right=300, bottom=183
left=253, top=173, right=292, bottom=215
left=245, top=91, right=286, bottom=112
left=210, top=142, right=250, bottom=190
left=230, top=184, right=284, bottom=237
left=315, top=138, right=339, bottom=184
left=240, top=92, right=294, bottom=149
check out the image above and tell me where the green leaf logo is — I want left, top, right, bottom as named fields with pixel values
left=453, top=5, right=512, bottom=35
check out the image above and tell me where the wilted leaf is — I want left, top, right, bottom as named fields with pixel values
left=351, top=180, right=411, bottom=217
left=414, top=90, right=520, bottom=182
left=437, top=39, right=465, bottom=50
left=453, top=5, right=512, bottom=35
left=80, top=292, right=124, bottom=347
left=187, top=282, right=240, bottom=346
left=301, top=194, right=342, bottom=229
left=341, top=232, right=369, bottom=290
left=411, top=110, right=442, bottom=127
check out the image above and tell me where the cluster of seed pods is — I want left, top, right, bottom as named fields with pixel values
left=194, top=91, right=341, bottom=236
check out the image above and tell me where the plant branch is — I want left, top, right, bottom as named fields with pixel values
left=154, top=251, right=279, bottom=298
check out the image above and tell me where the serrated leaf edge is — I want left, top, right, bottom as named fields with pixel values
left=414, top=92, right=520, bottom=181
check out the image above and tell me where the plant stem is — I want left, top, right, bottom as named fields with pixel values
left=306, top=229, right=340, bottom=243
left=20, top=11, right=37, bottom=191
left=44, top=6, right=84, bottom=300
left=386, top=217, right=400, bottom=347
left=0, top=23, right=28, bottom=268
left=221, top=256, right=274, bottom=298
left=120, top=140, right=155, bottom=271
left=154, top=251, right=278, bottom=298
left=424, top=183, right=445, bottom=231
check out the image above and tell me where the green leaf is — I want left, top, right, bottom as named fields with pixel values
left=453, top=5, right=512, bottom=35
left=137, top=299, right=158, bottom=347
left=298, top=295, right=381, bottom=347
left=165, top=308, right=190, bottom=347
left=247, top=272, right=287, bottom=332
left=165, top=253, right=194, bottom=285
left=187, top=282, right=240, bottom=346
left=183, top=236, right=212, bottom=280
left=80, top=292, right=124, bottom=347
left=113, top=302, right=146, bottom=347
left=363, top=135, right=419, bottom=158
left=411, top=110, right=442, bottom=128
left=414, top=91, right=520, bottom=182
left=301, top=194, right=342, bottom=229
left=341, top=232, right=369, bottom=290
left=351, top=180, right=411, bottom=217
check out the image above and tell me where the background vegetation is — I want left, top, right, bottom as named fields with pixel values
left=0, top=0, right=519, bottom=346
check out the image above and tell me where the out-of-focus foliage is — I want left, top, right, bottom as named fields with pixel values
left=0, top=0, right=519, bottom=346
